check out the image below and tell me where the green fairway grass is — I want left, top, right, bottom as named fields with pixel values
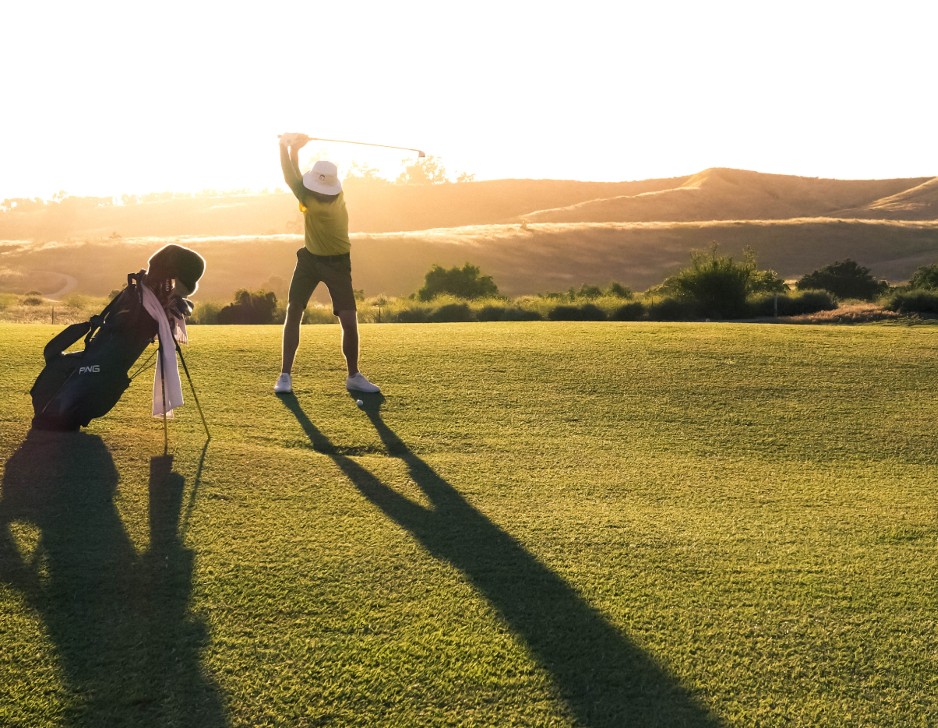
left=1, top=321, right=935, bottom=726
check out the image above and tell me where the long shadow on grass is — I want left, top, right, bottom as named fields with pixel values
left=280, top=394, right=721, bottom=727
left=0, top=430, right=227, bottom=727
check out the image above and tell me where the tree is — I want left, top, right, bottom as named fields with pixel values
left=748, top=268, right=788, bottom=294
left=576, top=284, right=603, bottom=299
left=908, top=262, right=938, bottom=290
left=417, top=263, right=499, bottom=301
left=344, top=163, right=390, bottom=184
left=607, top=282, right=633, bottom=298
left=397, top=155, right=449, bottom=185
left=796, top=259, right=887, bottom=300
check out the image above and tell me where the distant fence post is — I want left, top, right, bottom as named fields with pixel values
left=51, top=306, right=55, bottom=325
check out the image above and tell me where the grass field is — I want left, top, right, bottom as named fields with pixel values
left=1, top=321, right=936, bottom=727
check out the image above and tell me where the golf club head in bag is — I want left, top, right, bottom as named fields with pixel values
left=30, top=245, right=206, bottom=431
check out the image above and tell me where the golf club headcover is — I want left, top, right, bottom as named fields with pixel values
left=146, top=244, right=206, bottom=296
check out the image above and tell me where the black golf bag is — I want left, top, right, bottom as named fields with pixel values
left=30, top=245, right=205, bottom=431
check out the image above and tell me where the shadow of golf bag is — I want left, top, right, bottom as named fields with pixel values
left=30, top=245, right=205, bottom=431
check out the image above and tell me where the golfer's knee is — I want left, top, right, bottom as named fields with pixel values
left=337, top=310, right=358, bottom=329
left=285, top=303, right=304, bottom=326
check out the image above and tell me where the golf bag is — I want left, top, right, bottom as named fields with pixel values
left=30, top=245, right=205, bottom=431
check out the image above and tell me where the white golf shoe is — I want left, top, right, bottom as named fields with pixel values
left=346, top=372, right=380, bottom=393
left=273, top=373, right=293, bottom=394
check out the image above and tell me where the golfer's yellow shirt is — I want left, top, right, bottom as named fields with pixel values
left=301, top=192, right=350, bottom=256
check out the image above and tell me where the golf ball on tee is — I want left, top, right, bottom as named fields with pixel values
left=356, top=399, right=364, bottom=408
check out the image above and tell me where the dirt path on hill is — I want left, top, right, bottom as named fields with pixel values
left=40, top=272, right=79, bottom=299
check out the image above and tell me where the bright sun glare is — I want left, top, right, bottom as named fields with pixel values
left=1, top=1, right=934, bottom=200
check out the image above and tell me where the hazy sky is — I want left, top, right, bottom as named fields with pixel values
left=2, top=0, right=934, bottom=199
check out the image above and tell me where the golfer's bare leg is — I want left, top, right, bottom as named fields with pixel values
left=337, top=309, right=359, bottom=376
left=281, top=303, right=304, bottom=374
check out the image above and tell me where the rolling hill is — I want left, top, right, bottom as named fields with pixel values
left=839, top=176, right=938, bottom=219
left=517, top=169, right=936, bottom=223
left=2, top=169, right=937, bottom=300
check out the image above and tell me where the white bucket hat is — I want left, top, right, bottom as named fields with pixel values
left=302, top=160, right=342, bottom=195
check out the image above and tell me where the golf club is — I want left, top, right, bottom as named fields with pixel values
left=280, top=134, right=425, bottom=158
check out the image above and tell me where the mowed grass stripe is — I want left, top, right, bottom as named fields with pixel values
left=1, top=321, right=935, bottom=726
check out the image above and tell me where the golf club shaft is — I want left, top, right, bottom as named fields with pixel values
left=282, top=135, right=425, bottom=157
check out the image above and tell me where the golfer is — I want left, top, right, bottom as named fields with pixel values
left=274, top=134, right=380, bottom=395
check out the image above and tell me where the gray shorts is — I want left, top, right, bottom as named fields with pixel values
left=288, top=249, right=356, bottom=315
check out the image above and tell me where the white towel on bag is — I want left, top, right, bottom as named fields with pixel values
left=140, top=286, right=184, bottom=417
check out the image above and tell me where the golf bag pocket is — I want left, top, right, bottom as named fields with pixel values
left=30, top=351, right=83, bottom=430
left=31, top=349, right=133, bottom=431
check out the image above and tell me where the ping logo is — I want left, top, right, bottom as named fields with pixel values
left=79, top=365, right=101, bottom=374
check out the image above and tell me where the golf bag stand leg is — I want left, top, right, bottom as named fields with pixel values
left=159, top=338, right=169, bottom=455
left=174, top=340, right=210, bottom=441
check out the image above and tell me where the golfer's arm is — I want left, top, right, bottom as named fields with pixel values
left=280, top=145, right=306, bottom=200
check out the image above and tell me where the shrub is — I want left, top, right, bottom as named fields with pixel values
left=394, top=306, right=432, bottom=323
left=477, top=305, right=541, bottom=321
left=580, top=303, right=607, bottom=320
left=189, top=301, right=221, bottom=324
left=510, top=296, right=555, bottom=320
left=430, top=302, right=474, bottom=322
left=883, top=289, right=938, bottom=314
left=547, top=303, right=607, bottom=321
left=300, top=305, right=335, bottom=325
left=610, top=301, right=645, bottom=320
left=786, top=290, right=838, bottom=315
left=646, top=296, right=700, bottom=321
left=908, top=263, right=938, bottom=290
left=664, top=245, right=754, bottom=319
left=417, top=263, right=499, bottom=301
left=477, top=304, right=507, bottom=321
left=63, top=293, right=101, bottom=309
left=796, top=259, right=887, bottom=301
left=547, top=305, right=581, bottom=321
left=21, top=291, right=44, bottom=306
left=748, top=290, right=837, bottom=317
left=358, top=295, right=386, bottom=323
left=502, top=307, right=542, bottom=321
left=217, top=289, right=278, bottom=324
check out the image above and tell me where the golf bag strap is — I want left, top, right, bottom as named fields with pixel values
left=83, top=281, right=133, bottom=346
left=43, top=321, right=92, bottom=364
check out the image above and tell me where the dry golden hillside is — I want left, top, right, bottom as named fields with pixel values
left=2, top=169, right=937, bottom=300
left=518, top=169, right=935, bottom=223
left=0, top=178, right=685, bottom=241
left=839, top=176, right=938, bottom=219
left=4, top=218, right=938, bottom=301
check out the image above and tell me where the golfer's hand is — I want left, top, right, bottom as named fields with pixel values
left=280, top=133, right=309, bottom=149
